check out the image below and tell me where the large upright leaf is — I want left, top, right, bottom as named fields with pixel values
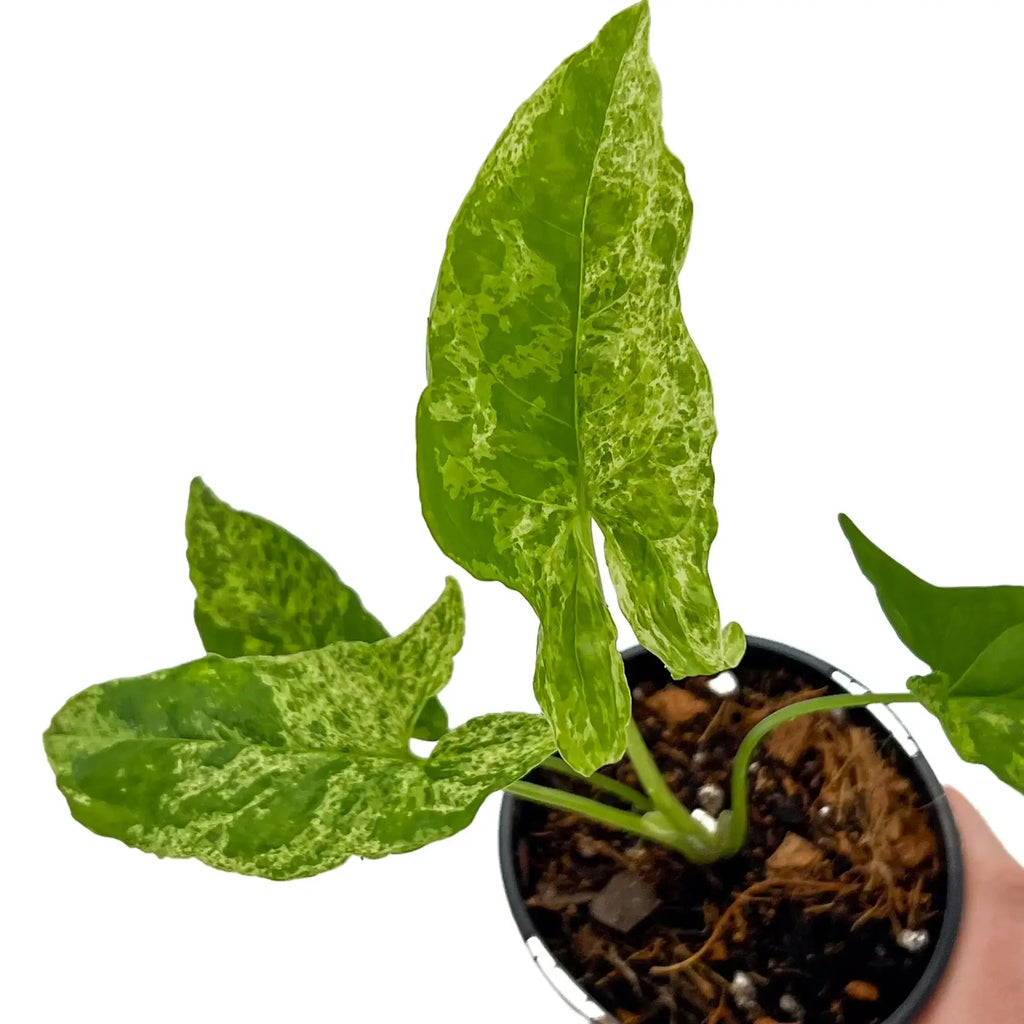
left=909, top=623, right=1024, bottom=794
left=416, top=1, right=742, bottom=773
left=839, top=514, right=1024, bottom=678
left=44, top=580, right=556, bottom=879
left=187, top=477, right=447, bottom=740
left=841, top=514, right=1024, bottom=796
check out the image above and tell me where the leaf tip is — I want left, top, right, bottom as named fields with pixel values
left=187, top=475, right=218, bottom=511
left=440, top=575, right=464, bottom=610
left=616, top=0, right=651, bottom=37
left=722, top=621, right=747, bottom=667
left=837, top=513, right=869, bottom=552
left=433, top=577, right=466, bottom=651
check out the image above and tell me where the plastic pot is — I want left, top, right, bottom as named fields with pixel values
left=498, top=636, right=963, bottom=1024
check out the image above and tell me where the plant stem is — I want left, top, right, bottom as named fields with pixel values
left=721, top=691, right=920, bottom=856
left=624, top=719, right=711, bottom=845
left=505, top=780, right=715, bottom=860
left=541, top=756, right=653, bottom=811
left=511, top=694, right=922, bottom=867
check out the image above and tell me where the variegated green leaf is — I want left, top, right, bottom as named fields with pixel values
left=44, top=580, right=554, bottom=879
left=839, top=513, right=1024, bottom=678
left=187, top=477, right=447, bottom=740
left=416, top=1, right=742, bottom=774
left=909, top=622, right=1024, bottom=795
left=186, top=477, right=387, bottom=655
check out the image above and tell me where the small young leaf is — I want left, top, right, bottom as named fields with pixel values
left=909, top=622, right=1024, bottom=794
left=187, top=477, right=447, bottom=740
left=839, top=513, right=1024, bottom=678
left=416, top=1, right=741, bottom=773
left=45, top=580, right=551, bottom=879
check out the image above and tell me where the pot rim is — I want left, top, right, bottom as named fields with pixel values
left=497, top=635, right=964, bottom=1024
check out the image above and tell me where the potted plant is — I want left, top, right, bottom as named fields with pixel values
left=42, top=4, right=1022, bottom=1023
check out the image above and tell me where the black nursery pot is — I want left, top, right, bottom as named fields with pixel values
left=498, top=637, right=964, bottom=1024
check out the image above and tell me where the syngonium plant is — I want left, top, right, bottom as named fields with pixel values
left=45, top=1, right=1023, bottom=882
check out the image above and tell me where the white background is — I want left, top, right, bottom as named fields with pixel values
left=3, top=1, right=1023, bottom=1021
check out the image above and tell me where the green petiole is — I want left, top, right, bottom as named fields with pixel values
left=540, top=756, right=653, bottom=811
left=504, top=779, right=718, bottom=862
left=512, top=692, right=926, bottom=867
left=507, top=721, right=724, bottom=862
left=720, top=691, right=920, bottom=857
left=623, top=719, right=715, bottom=847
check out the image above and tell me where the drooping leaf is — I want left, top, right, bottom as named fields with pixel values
left=416, top=1, right=742, bottom=773
left=186, top=477, right=447, bottom=740
left=908, top=622, right=1024, bottom=794
left=839, top=513, right=1024, bottom=678
left=44, top=580, right=555, bottom=879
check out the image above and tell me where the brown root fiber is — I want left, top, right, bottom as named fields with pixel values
left=516, top=663, right=944, bottom=1024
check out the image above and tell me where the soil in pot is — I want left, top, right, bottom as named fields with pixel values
left=515, top=660, right=948, bottom=1024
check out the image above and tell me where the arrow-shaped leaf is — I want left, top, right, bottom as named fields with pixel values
left=187, top=477, right=447, bottom=740
left=839, top=513, right=1024, bottom=678
left=416, top=1, right=742, bottom=773
left=841, top=514, right=1024, bottom=796
left=44, top=580, right=555, bottom=879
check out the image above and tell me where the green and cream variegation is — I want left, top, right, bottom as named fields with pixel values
left=909, top=623, right=1024, bottom=794
left=841, top=514, right=1024, bottom=796
left=187, top=477, right=447, bottom=740
left=416, top=0, right=742, bottom=774
left=44, top=580, right=555, bottom=879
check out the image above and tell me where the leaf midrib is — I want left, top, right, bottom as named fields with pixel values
left=570, top=34, right=634, bottom=528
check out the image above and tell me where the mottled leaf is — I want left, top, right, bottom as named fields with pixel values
left=839, top=513, right=1024, bottom=678
left=187, top=477, right=447, bottom=740
left=909, top=622, right=1024, bottom=794
left=187, top=477, right=386, bottom=655
left=416, top=1, right=742, bottom=773
left=44, top=580, right=555, bottom=879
